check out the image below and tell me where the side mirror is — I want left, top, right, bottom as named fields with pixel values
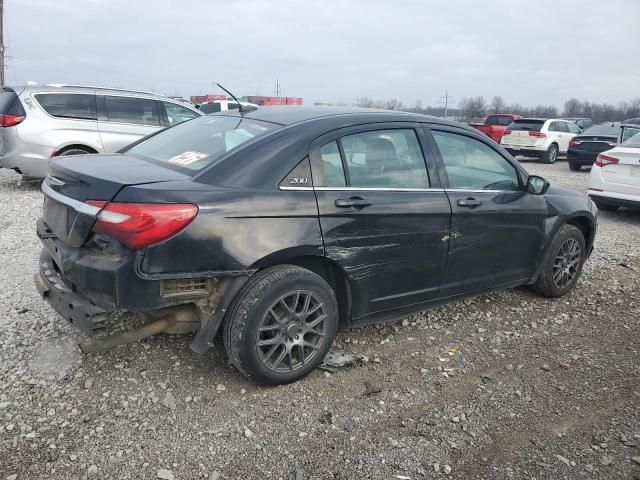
left=527, top=175, right=549, bottom=195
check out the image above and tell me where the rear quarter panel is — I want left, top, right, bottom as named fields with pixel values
left=114, top=181, right=324, bottom=276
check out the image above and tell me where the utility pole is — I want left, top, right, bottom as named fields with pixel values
left=0, top=0, right=4, bottom=86
left=274, top=77, right=281, bottom=100
left=440, top=90, right=454, bottom=118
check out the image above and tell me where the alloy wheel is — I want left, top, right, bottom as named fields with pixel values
left=552, top=238, right=582, bottom=288
left=256, top=290, right=327, bottom=373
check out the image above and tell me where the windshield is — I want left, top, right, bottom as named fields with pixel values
left=126, top=115, right=280, bottom=172
left=508, top=119, right=544, bottom=132
left=581, top=124, right=618, bottom=136
left=621, top=132, right=640, bottom=148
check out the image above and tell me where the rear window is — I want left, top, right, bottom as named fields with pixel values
left=0, top=89, right=24, bottom=115
left=35, top=93, right=97, bottom=120
left=485, top=115, right=514, bottom=126
left=581, top=125, right=619, bottom=136
left=508, top=119, right=544, bottom=132
left=126, top=115, right=280, bottom=173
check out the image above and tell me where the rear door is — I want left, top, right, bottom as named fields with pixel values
left=428, top=127, right=547, bottom=295
left=309, top=124, right=451, bottom=319
left=97, top=95, right=163, bottom=152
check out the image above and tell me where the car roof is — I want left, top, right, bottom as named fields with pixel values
left=215, top=105, right=466, bottom=129
left=11, top=84, right=175, bottom=102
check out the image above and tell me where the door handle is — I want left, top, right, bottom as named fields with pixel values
left=457, top=197, right=482, bottom=208
left=335, top=197, right=372, bottom=209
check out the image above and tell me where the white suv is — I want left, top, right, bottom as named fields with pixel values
left=501, top=118, right=581, bottom=163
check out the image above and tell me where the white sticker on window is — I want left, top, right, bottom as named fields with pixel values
left=167, top=151, right=209, bottom=166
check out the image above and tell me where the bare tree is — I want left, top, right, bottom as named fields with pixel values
left=563, top=98, right=582, bottom=117
left=490, top=96, right=506, bottom=113
left=460, top=96, right=486, bottom=122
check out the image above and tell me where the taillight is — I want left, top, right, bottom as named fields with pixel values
left=595, top=153, right=619, bottom=168
left=503, top=129, right=511, bottom=135
left=569, top=139, right=581, bottom=147
left=528, top=131, right=546, bottom=137
left=86, top=201, right=198, bottom=249
left=0, top=114, right=25, bottom=127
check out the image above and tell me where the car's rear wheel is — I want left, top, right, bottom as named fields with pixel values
left=593, top=201, right=619, bottom=212
left=530, top=224, right=586, bottom=298
left=568, top=162, right=581, bottom=171
left=223, top=265, right=338, bottom=385
left=541, top=144, right=558, bottom=164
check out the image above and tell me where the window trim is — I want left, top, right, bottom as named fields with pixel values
left=426, top=126, right=526, bottom=192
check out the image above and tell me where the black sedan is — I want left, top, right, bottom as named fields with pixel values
left=567, top=123, right=619, bottom=171
left=35, top=107, right=597, bottom=385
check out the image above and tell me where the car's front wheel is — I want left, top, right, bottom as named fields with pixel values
left=530, top=224, right=586, bottom=298
left=541, top=144, right=559, bottom=164
left=223, top=265, right=338, bottom=385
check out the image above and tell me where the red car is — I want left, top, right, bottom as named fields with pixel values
left=471, top=114, right=521, bottom=143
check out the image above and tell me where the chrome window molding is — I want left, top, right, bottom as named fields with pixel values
left=41, top=181, right=102, bottom=216
left=279, top=185, right=516, bottom=194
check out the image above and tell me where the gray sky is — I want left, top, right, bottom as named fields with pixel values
left=5, top=0, right=639, bottom=108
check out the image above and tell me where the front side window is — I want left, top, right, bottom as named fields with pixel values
left=35, top=93, right=97, bottom=120
left=432, top=131, right=520, bottom=191
left=104, top=96, right=160, bottom=126
left=164, top=102, right=200, bottom=126
left=126, top=115, right=279, bottom=173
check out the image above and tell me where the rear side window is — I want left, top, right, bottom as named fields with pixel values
left=35, top=93, right=96, bottom=120
left=104, top=96, right=160, bottom=126
left=126, top=115, right=280, bottom=173
left=433, top=131, right=519, bottom=191
left=309, top=141, right=346, bottom=187
left=509, top=120, right=544, bottom=132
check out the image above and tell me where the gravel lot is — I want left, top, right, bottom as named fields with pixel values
left=1, top=160, right=639, bottom=480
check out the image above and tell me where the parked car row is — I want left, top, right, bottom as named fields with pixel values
left=0, top=84, right=202, bottom=178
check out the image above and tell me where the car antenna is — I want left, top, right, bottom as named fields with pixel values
left=216, top=83, right=255, bottom=113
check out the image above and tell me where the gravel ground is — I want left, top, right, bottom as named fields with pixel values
left=1, top=161, right=639, bottom=480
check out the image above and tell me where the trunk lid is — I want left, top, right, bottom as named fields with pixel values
left=43, top=154, right=190, bottom=247
left=601, top=148, right=640, bottom=187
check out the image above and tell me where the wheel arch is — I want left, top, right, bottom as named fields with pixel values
left=567, top=214, right=595, bottom=252
left=55, top=143, right=99, bottom=155
left=253, top=254, right=352, bottom=328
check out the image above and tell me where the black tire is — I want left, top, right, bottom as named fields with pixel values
left=58, top=146, right=92, bottom=156
left=530, top=224, right=586, bottom=298
left=541, top=144, right=559, bottom=164
left=568, top=162, right=581, bottom=171
left=594, top=201, right=619, bottom=212
left=223, top=265, right=338, bottom=385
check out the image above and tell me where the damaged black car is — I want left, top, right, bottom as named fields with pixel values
left=35, top=107, right=597, bottom=385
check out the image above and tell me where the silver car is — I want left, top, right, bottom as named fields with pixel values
left=0, top=84, right=203, bottom=178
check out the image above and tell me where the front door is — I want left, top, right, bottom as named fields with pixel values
left=97, top=95, right=163, bottom=152
left=309, top=126, right=451, bottom=319
left=428, top=128, right=547, bottom=296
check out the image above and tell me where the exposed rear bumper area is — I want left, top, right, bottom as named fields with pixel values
left=35, top=249, right=107, bottom=336
left=502, top=147, right=544, bottom=157
left=589, top=191, right=640, bottom=209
